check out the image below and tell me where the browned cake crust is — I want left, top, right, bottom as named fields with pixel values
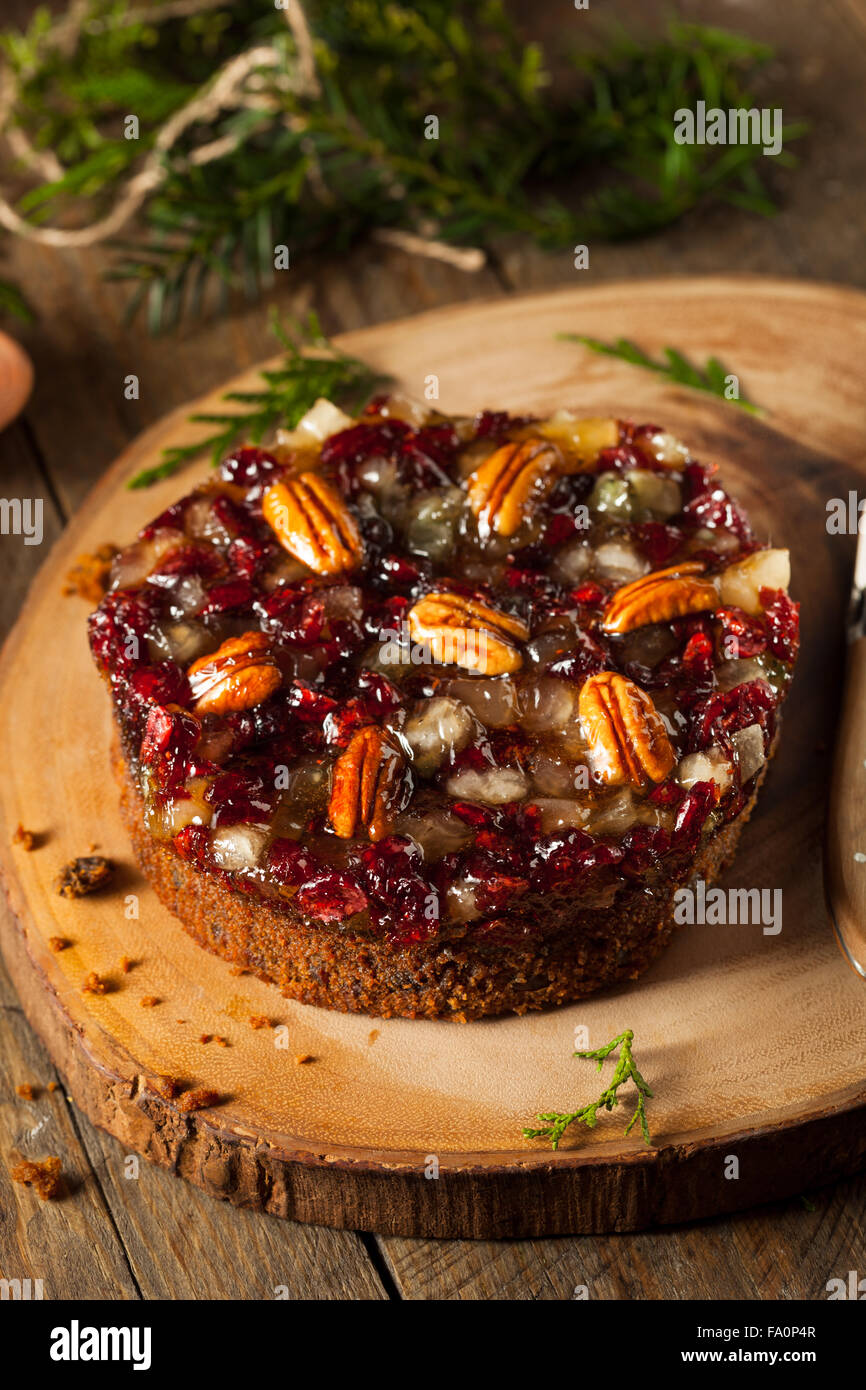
left=115, top=740, right=771, bottom=1021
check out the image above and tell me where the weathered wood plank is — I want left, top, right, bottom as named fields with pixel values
left=377, top=1177, right=866, bottom=1300
left=70, top=1118, right=387, bottom=1301
left=0, top=959, right=141, bottom=1299
left=0, top=422, right=65, bottom=630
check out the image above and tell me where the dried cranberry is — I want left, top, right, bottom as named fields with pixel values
left=88, top=589, right=160, bottom=674
left=503, top=565, right=560, bottom=605
left=450, top=802, right=495, bottom=829
left=356, top=670, right=403, bottom=713
left=227, top=535, right=273, bottom=580
left=682, top=486, right=752, bottom=543
left=547, top=629, right=608, bottom=683
left=411, top=423, right=461, bottom=469
left=296, top=870, right=368, bottom=923
left=323, top=699, right=375, bottom=748
left=545, top=512, right=583, bottom=547
left=633, top=521, right=682, bottom=567
left=210, top=494, right=257, bottom=537
left=648, top=778, right=686, bottom=808
left=258, top=589, right=326, bottom=646
left=219, top=447, right=282, bottom=490
left=689, top=679, right=776, bottom=753
left=672, top=781, right=715, bottom=854
left=596, top=445, right=665, bottom=474
left=474, top=869, right=529, bottom=914
left=320, top=419, right=455, bottom=493
left=473, top=409, right=533, bottom=440
left=760, top=588, right=800, bottom=664
left=353, top=837, right=438, bottom=942
left=682, top=461, right=718, bottom=500
left=529, top=828, right=622, bottom=892
left=681, top=630, right=714, bottom=681
left=321, top=419, right=410, bottom=470
left=140, top=704, right=201, bottom=794
left=287, top=682, right=338, bottom=723
left=173, top=823, right=210, bottom=867
left=205, top=768, right=275, bottom=826
left=127, top=662, right=190, bottom=712
left=571, top=581, right=606, bottom=608
left=139, top=498, right=189, bottom=540
left=141, top=705, right=187, bottom=763
left=715, top=606, right=767, bottom=660
left=622, top=824, right=671, bottom=873
left=267, top=838, right=320, bottom=886
left=200, top=578, right=254, bottom=616
left=148, top=544, right=224, bottom=583
left=384, top=553, right=427, bottom=587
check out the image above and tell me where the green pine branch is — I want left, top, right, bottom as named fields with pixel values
left=560, top=334, right=763, bottom=414
left=128, top=310, right=389, bottom=488
left=523, top=1029, right=653, bottom=1150
left=0, top=3, right=806, bottom=333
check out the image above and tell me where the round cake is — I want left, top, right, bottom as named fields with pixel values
left=89, top=395, right=799, bottom=1020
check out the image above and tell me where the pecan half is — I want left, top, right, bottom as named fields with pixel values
left=467, top=438, right=560, bottom=538
left=579, top=671, right=675, bottom=787
left=187, top=631, right=281, bottom=715
left=262, top=473, right=362, bottom=575
left=601, top=561, right=718, bottom=634
left=407, top=591, right=529, bottom=675
left=329, top=725, right=405, bottom=842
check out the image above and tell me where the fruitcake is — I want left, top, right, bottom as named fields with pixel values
left=89, top=395, right=799, bottom=1020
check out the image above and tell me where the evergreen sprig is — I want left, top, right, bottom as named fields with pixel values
left=561, top=333, right=763, bottom=414
left=0, top=3, right=805, bottom=332
left=128, top=310, right=388, bottom=488
left=523, top=1030, right=653, bottom=1150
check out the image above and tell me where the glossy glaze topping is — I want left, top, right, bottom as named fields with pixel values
left=90, top=395, right=799, bottom=942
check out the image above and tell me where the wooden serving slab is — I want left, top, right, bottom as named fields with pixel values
left=2, top=277, right=866, bottom=1239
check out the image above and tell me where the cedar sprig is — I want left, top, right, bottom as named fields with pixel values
left=560, top=333, right=763, bottom=415
left=523, top=1029, right=653, bottom=1151
left=0, top=3, right=805, bottom=332
left=128, top=309, right=389, bottom=488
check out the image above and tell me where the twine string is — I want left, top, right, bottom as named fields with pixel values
left=0, top=0, right=484, bottom=271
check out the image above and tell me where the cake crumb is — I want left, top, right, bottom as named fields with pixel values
left=295, top=1053, right=315, bottom=1065
left=12, top=823, right=36, bottom=851
left=47, top=1082, right=59, bottom=1093
left=176, top=1087, right=220, bottom=1112
left=368, top=1029, right=380, bottom=1045
left=249, top=1015, right=270, bottom=1030
left=139, top=995, right=160, bottom=1008
left=48, top=936, right=71, bottom=953
left=119, top=955, right=133, bottom=974
left=11, top=1156, right=63, bottom=1200
left=56, top=856, right=114, bottom=899
left=81, top=971, right=109, bottom=996
left=62, top=543, right=118, bottom=604
left=146, top=1075, right=180, bottom=1100
left=15, top=1083, right=37, bottom=1100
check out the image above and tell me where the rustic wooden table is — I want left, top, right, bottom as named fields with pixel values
left=1, top=0, right=864, bottom=1299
